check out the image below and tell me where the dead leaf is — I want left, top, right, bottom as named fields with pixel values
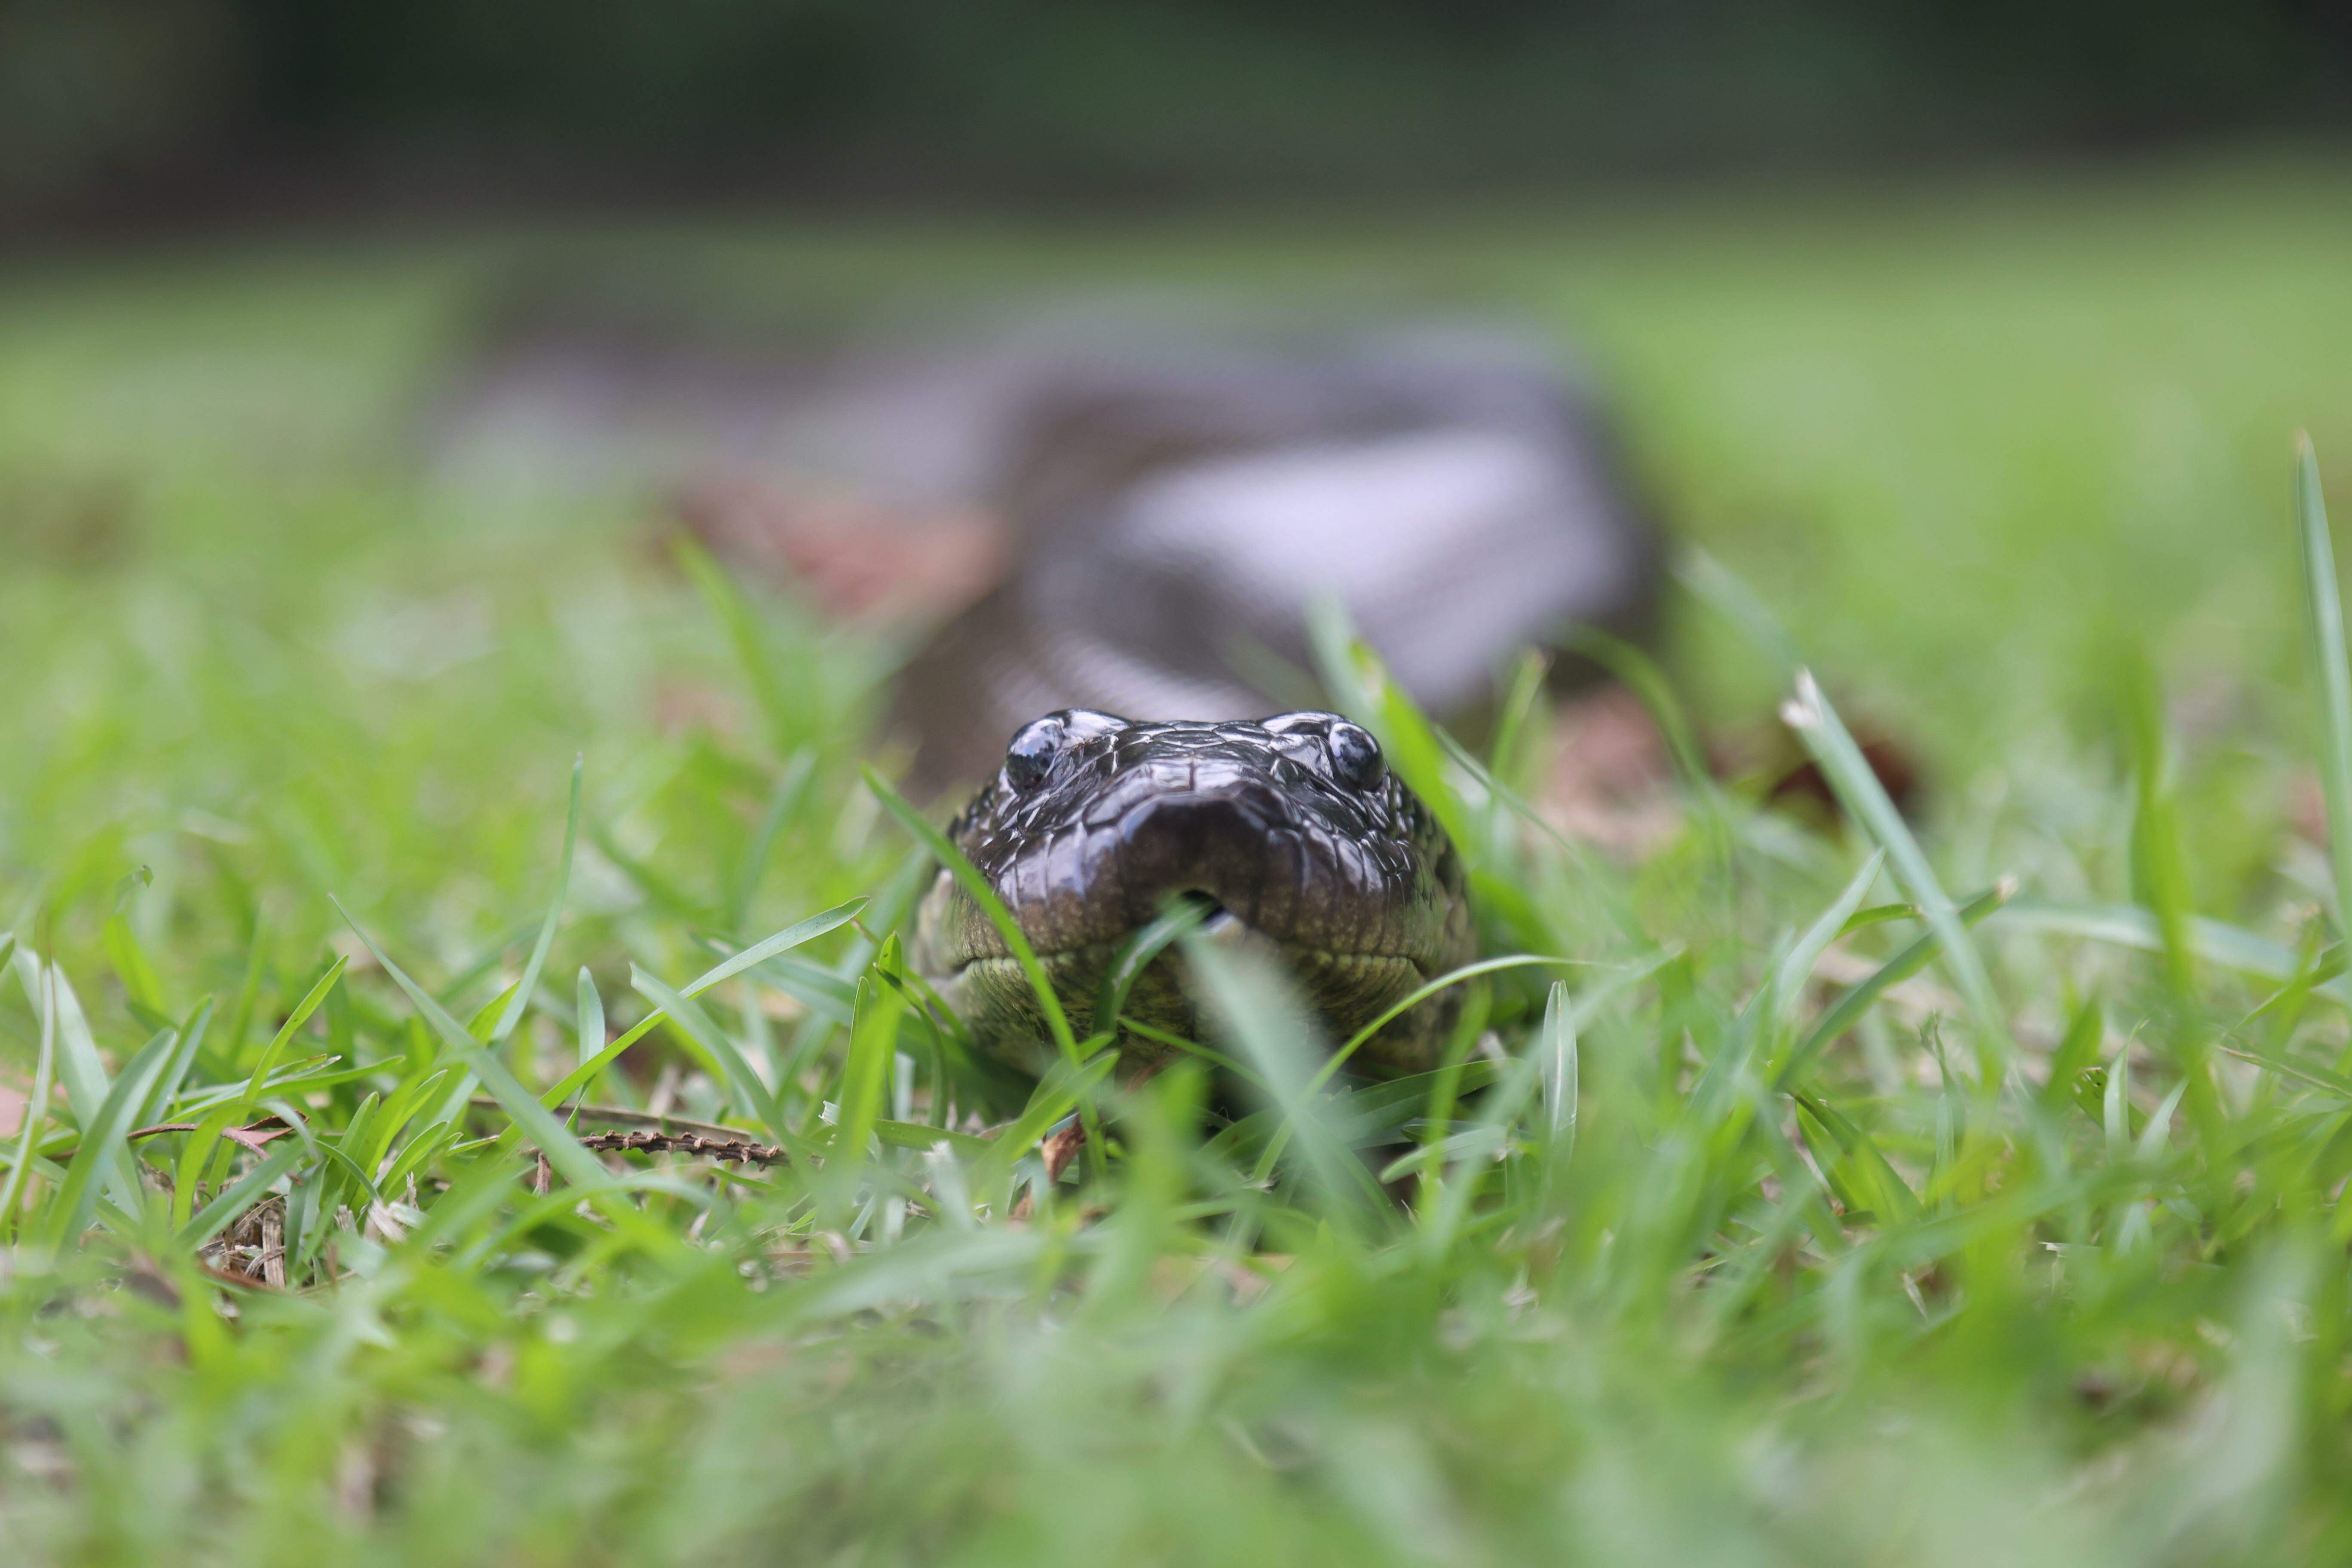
left=1040, top=1119, right=1087, bottom=1184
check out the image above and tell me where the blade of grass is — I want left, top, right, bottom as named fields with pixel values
left=45, top=1026, right=180, bottom=1246
left=1767, top=851, right=1886, bottom=1029
left=14, top=951, right=110, bottom=1132
left=2040, top=996, right=2107, bottom=1110
left=2125, top=663, right=2199, bottom=1000
left=12, top=952, right=138, bottom=1209
left=1302, top=955, right=1588, bottom=1102
left=1186, top=934, right=1384, bottom=1231
left=1112, top=1015, right=1255, bottom=1083
left=862, top=768, right=1074, bottom=1061
left=1538, top=980, right=1577, bottom=1157
left=240, top=957, right=348, bottom=1110
left=1677, top=545, right=1804, bottom=680
left=177, top=1144, right=303, bottom=1250
left=628, top=966, right=796, bottom=1155
left=1782, top=671, right=2006, bottom=1067
left=2297, top=432, right=2352, bottom=928
left=489, top=755, right=583, bottom=1044
left=863, top=766, right=1099, bottom=1162
left=2134, top=1078, right=2190, bottom=1164
left=1486, top=648, right=1550, bottom=780
left=536, top=1009, right=672, bottom=1113
left=2104, top=1044, right=2133, bottom=1160
left=141, top=994, right=215, bottom=1128
left=0, top=951, right=57, bottom=1233
left=1792, top=1089, right=1922, bottom=1225
left=332, top=898, right=612, bottom=1191
left=677, top=535, right=808, bottom=753
left=1305, top=597, right=1479, bottom=854
left=803, top=844, right=930, bottom=1013
left=822, top=975, right=902, bottom=1225
left=1421, top=1041, right=1547, bottom=1258
left=221, top=916, right=267, bottom=1069
left=1305, top=593, right=1381, bottom=722
left=170, top=1100, right=273, bottom=1231
left=731, top=748, right=816, bottom=931
left=1996, top=900, right=2351, bottom=1003
left=358, top=1066, right=456, bottom=1177
left=1841, top=903, right=1931, bottom=936
left=675, top=897, right=867, bottom=1001
left=2214, top=1037, right=2352, bottom=1099
left=1094, top=897, right=1212, bottom=1045
left=575, top=967, right=605, bottom=1069
left=101, top=911, right=165, bottom=1015
left=1774, top=881, right=2015, bottom=1090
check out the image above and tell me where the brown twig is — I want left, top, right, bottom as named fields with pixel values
left=576, top=1128, right=787, bottom=1164
left=465, top=1097, right=756, bottom=1144
left=126, top=1116, right=294, bottom=1152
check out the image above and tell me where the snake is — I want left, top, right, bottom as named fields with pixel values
left=426, top=298, right=1653, bottom=1071
left=908, top=707, right=1476, bottom=1079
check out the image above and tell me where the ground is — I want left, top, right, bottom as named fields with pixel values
left=3, top=154, right=2352, bottom=1564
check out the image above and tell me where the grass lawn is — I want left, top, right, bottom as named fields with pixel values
left=6, top=153, right=2352, bottom=1563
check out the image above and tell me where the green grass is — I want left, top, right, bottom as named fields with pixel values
left=8, top=155, right=2352, bottom=1563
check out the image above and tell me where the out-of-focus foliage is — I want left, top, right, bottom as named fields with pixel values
left=11, top=0, right=2352, bottom=217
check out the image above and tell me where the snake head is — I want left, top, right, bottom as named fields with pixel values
left=914, top=710, right=1473, bottom=1077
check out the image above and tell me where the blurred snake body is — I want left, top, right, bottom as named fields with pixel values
left=910, top=708, right=1476, bottom=1078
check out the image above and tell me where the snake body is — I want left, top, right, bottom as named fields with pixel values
left=910, top=709, right=1475, bottom=1078
left=428, top=299, right=1650, bottom=1071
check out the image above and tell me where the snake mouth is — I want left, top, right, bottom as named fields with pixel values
left=1186, top=896, right=1239, bottom=936
left=978, top=897, right=1431, bottom=986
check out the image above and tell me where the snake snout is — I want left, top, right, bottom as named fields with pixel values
left=1107, top=791, right=1286, bottom=934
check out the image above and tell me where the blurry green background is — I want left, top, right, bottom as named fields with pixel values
left=7, top=0, right=2352, bottom=220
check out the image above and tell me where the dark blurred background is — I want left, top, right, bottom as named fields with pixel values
left=8, top=0, right=2352, bottom=232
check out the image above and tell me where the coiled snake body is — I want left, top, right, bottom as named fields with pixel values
left=429, top=303, right=1651, bottom=1071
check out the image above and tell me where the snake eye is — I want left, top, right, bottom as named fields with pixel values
left=1003, top=716, right=1066, bottom=791
left=1326, top=721, right=1384, bottom=790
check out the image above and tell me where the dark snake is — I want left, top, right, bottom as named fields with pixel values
left=879, top=340, right=1657, bottom=1075
left=425, top=299, right=1654, bottom=1070
left=909, top=708, right=1476, bottom=1078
